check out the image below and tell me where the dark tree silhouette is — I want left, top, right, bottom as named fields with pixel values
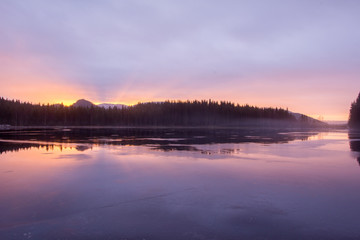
left=0, top=97, right=323, bottom=127
left=349, top=92, right=360, bottom=128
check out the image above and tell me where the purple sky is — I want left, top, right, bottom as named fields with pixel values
left=1, top=0, right=359, bottom=120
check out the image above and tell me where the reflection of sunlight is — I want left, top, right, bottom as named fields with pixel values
left=322, top=132, right=348, bottom=140
left=307, top=132, right=328, bottom=141
left=1, top=133, right=359, bottom=231
left=0, top=146, right=89, bottom=196
left=307, top=132, right=347, bottom=141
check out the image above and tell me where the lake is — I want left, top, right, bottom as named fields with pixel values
left=1, top=127, right=360, bottom=240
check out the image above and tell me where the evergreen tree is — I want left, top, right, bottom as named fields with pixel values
left=0, top=97, right=324, bottom=127
left=349, top=92, right=360, bottom=128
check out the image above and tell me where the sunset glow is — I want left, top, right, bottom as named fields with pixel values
left=1, top=1, right=359, bottom=121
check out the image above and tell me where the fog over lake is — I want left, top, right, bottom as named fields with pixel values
left=1, top=128, right=360, bottom=240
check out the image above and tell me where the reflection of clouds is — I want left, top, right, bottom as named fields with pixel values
left=2, top=130, right=360, bottom=239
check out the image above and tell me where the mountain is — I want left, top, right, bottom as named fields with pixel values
left=98, top=103, right=127, bottom=109
left=72, top=99, right=127, bottom=109
left=72, top=99, right=95, bottom=108
left=290, top=112, right=327, bottom=127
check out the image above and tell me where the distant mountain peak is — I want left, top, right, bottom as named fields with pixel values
left=72, top=99, right=95, bottom=108
left=289, top=111, right=327, bottom=126
left=71, top=99, right=127, bottom=109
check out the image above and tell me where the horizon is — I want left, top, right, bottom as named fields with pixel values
left=0, top=96, right=352, bottom=122
left=1, top=1, right=360, bottom=121
left=0, top=96, right=349, bottom=124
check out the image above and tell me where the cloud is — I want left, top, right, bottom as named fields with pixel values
left=0, top=0, right=359, bottom=119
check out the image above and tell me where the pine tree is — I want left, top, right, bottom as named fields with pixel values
left=0, top=97, right=301, bottom=126
left=349, top=92, right=360, bottom=128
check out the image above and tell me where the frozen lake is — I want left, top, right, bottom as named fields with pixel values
left=1, top=128, right=360, bottom=240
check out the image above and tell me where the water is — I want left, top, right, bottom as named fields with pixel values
left=0, top=128, right=360, bottom=240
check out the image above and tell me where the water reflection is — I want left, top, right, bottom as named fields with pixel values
left=348, top=130, right=360, bottom=165
left=1, top=130, right=360, bottom=239
left=0, top=127, right=320, bottom=154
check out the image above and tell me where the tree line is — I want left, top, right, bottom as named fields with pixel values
left=0, top=97, right=298, bottom=126
left=349, top=92, right=360, bottom=128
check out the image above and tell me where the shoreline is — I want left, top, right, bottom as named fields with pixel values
left=0, top=124, right=339, bottom=131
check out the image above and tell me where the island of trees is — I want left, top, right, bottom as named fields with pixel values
left=349, top=92, right=360, bottom=128
left=0, top=97, right=324, bottom=127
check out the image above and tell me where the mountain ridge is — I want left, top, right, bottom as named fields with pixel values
left=72, top=99, right=95, bottom=108
left=72, top=99, right=127, bottom=109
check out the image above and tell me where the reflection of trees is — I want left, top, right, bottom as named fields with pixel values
left=0, top=141, right=92, bottom=155
left=0, top=142, right=52, bottom=154
left=0, top=128, right=320, bottom=154
left=349, top=131, right=360, bottom=165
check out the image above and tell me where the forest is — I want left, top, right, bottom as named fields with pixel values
left=349, top=92, right=360, bottom=128
left=0, top=97, right=319, bottom=127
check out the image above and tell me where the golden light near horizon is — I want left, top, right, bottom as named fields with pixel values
left=1, top=1, right=359, bottom=122
left=2, top=2, right=360, bottom=240
left=0, top=80, right=352, bottom=122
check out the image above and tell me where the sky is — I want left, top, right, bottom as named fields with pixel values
left=1, top=0, right=359, bottom=121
